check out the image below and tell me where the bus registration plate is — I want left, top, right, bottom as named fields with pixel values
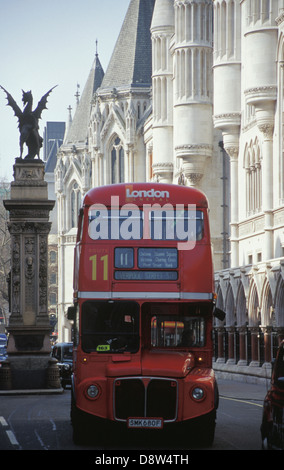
left=127, top=418, right=163, bottom=429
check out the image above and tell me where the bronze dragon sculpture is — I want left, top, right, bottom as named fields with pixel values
left=0, top=85, right=57, bottom=159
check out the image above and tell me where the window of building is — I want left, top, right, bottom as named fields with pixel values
left=71, top=182, right=81, bottom=228
left=49, top=293, right=57, bottom=306
left=111, top=137, right=124, bottom=184
left=50, top=250, right=57, bottom=264
left=245, top=140, right=262, bottom=215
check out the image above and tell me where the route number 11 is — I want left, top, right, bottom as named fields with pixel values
left=89, top=254, right=108, bottom=281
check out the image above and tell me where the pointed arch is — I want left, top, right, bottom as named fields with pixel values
left=236, top=281, right=247, bottom=326
left=244, top=138, right=262, bottom=215
left=214, top=284, right=225, bottom=327
left=70, top=180, right=82, bottom=229
left=110, top=134, right=125, bottom=184
left=225, top=283, right=235, bottom=325
left=260, top=279, right=273, bottom=326
left=216, top=284, right=224, bottom=310
left=274, top=275, right=284, bottom=327
left=248, top=280, right=260, bottom=326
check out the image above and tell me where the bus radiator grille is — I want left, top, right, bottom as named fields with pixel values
left=114, top=378, right=177, bottom=422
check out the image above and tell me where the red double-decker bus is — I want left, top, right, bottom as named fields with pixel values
left=68, top=183, right=224, bottom=446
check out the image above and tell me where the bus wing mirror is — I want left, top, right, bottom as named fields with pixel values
left=213, top=307, right=226, bottom=321
left=67, top=306, right=76, bottom=321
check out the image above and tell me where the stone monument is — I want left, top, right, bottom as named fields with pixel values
left=0, top=86, right=60, bottom=389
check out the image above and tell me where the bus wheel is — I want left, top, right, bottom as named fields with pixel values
left=194, top=410, right=216, bottom=447
left=71, top=392, right=94, bottom=445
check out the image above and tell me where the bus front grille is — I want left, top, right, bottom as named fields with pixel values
left=114, top=377, right=178, bottom=422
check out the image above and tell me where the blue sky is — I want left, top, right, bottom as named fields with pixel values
left=0, top=0, right=130, bottom=180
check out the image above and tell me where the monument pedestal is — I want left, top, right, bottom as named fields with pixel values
left=1, top=159, right=61, bottom=390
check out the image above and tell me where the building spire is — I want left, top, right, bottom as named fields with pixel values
left=62, top=39, right=104, bottom=146
left=75, top=84, right=80, bottom=106
left=63, top=105, right=73, bottom=144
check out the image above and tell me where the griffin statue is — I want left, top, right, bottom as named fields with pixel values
left=0, top=85, right=57, bottom=159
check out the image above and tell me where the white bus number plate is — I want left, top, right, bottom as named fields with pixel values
left=127, top=418, right=163, bottom=429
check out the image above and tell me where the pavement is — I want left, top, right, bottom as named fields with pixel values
left=0, top=387, right=64, bottom=395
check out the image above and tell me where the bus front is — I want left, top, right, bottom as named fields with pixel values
left=69, top=183, right=221, bottom=446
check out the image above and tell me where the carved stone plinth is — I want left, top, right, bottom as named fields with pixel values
left=2, top=159, right=58, bottom=390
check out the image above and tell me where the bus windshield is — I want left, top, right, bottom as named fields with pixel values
left=81, top=301, right=139, bottom=353
left=151, top=315, right=206, bottom=349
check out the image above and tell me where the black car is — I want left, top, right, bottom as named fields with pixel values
left=0, top=334, right=8, bottom=365
left=51, top=342, right=73, bottom=389
left=261, top=340, right=284, bottom=449
left=0, top=349, right=7, bottom=365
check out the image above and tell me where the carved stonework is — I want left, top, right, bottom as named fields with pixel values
left=257, top=123, right=274, bottom=140
left=39, top=235, right=48, bottom=316
left=244, top=86, right=277, bottom=104
left=152, top=162, right=174, bottom=183
left=10, top=235, right=21, bottom=322
left=224, top=145, right=239, bottom=161
left=14, top=164, right=45, bottom=183
left=4, top=159, right=55, bottom=354
left=10, top=159, right=49, bottom=200
left=214, top=113, right=241, bottom=130
left=186, top=172, right=203, bottom=186
left=175, top=144, right=213, bottom=159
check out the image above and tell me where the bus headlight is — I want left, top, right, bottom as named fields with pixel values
left=191, top=387, right=204, bottom=401
left=86, top=384, right=100, bottom=399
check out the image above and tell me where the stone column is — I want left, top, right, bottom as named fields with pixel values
left=224, top=139, right=240, bottom=267
left=151, top=0, right=174, bottom=183
left=262, top=326, right=273, bottom=366
left=249, top=326, right=260, bottom=367
left=257, top=117, right=274, bottom=261
left=245, top=88, right=276, bottom=261
left=173, top=0, right=213, bottom=187
left=3, top=159, right=59, bottom=389
left=237, top=325, right=247, bottom=366
left=226, top=326, right=236, bottom=364
left=216, top=326, right=225, bottom=363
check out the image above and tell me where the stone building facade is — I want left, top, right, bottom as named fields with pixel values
left=53, top=0, right=284, bottom=381
left=213, top=0, right=284, bottom=380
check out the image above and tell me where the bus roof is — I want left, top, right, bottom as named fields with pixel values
left=83, top=183, right=209, bottom=208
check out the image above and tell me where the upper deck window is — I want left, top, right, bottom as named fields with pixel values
left=88, top=207, right=204, bottom=242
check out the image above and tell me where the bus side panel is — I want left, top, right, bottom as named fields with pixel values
left=181, top=369, right=216, bottom=421
left=78, top=245, right=112, bottom=293
left=181, top=245, right=214, bottom=294
left=77, top=243, right=214, bottom=296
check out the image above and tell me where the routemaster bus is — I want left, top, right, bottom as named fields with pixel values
left=68, top=183, right=225, bottom=446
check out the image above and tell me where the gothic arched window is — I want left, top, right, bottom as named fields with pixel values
left=71, top=182, right=81, bottom=228
left=111, top=137, right=125, bottom=183
left=245, top=140, right=262, bottom=216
